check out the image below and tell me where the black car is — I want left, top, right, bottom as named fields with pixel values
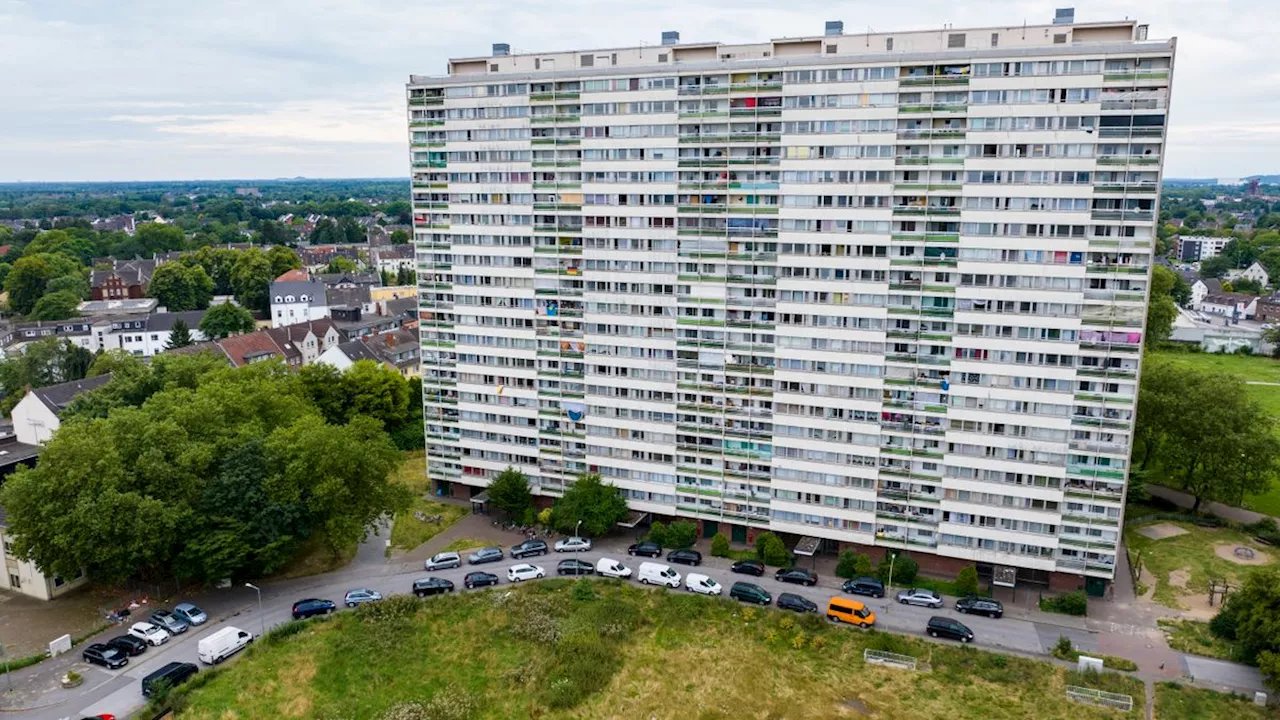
left=729, top=581, right=771, bottom=605
left=775, top=567, right=818, bottom=586
left=107, top=634, right=147, bottom=657
left=666, top=549, right=703, bottom=566
left=627, top=541, right=662, bottom=557
left=730, top=559, right=765, bottom=576
left=927, top=616, right=974, bottom=643
left=291, top=598, right=336, bottom=620
left=955, top=595, right=1004, bottom=618
left=141, top=661, right=198, bottom=697
left=842, top=576, right=885, bottom=598
left=511, top=538, right=549, bottom=559
left=412, top=577, right=454, bottom=597
left=83, top=643, right=128, bottom=669
left=777, top=592, right=818, bottom=614
left=464, top=571, right=499, bottom=589
left=557, top=558, right=595, bottom=576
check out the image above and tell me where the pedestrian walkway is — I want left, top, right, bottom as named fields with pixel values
left=1147, top=484, right=1276, bottom=525
left=399, top=513, right=531, bottom=565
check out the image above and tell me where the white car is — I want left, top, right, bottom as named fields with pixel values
left=595, top=557, right=631, bottom=578
left=554, top=536, right=592, bottom=553
left=128, top=621, right=171, bottom=646
left=425, top=551, right=462, bottom=571
left=685, top=573, right=722, bottom=596
left=507, top=563, right=546, bottom=582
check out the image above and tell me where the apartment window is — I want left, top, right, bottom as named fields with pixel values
left=535, top=58, right=541, bottom=70
left=8, top=574, right=18, bottom=588
left=580, top=55, right=594, bottom=67
left=611, top=53, right=618, bottom=66
left=826, top=44, right=837, bottom=54
left=886, top=37, right=894, bottom=51
left=948, top=33, right=966, bottom=48
left=991, top=33, right=999, bottom=47
left=1054, top=33, right=1067, bottom=44
left=490, top=63, right=498, bottom=72
left=658, top=53, right=668, bottom=63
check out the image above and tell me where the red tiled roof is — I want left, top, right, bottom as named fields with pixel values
left=274, top=269, right=309, bottom=282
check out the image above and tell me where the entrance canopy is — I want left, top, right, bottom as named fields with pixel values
left=793, top=536, right=821, bottom=557
left=617, top=511, right=649, bottom=529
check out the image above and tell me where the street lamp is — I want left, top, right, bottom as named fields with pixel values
left=245, top=583, right=265, bottom=639
left=574, top=519, right=583, bottom=538
left=886, top=552, right=897, bottom=602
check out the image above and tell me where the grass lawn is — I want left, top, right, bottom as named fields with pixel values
left=160, top=579, right=1162, bottom=720
left=1157, top=618, right=1238, bottom=661
left=1154, top=681, right=1274, bottom=720
left=440, top=537, right=492, bottom=553
left=1123, top=519, right=1276, bottom=609
left=387, top=451, right=468, bottom=552
left=1148, top=351, right=1280, bottom=516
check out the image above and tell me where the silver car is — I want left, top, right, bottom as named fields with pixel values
left=173, top=602, right=208, bottom=626
left=895, top=588, right=944, bottom=608
left=344, top=588, right=383, bottom=607
left=467, top=547, right=503, bottom=565
left=425, top=551, right=462, bottom=571
left=149, top=609, right=190, bottom=634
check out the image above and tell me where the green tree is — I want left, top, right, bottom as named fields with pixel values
left=135, top=222, right=186, bottom=254
left=5, top=253, right=82, bottom=315
left=878, top=552, right=919, bottom=585
left=265, top=245, right=302, bottom=278
left=390, top=229, right=411, bottom=245
left=753, top=532, right=791, bottom=567
left=955, top=565, right=980, bottom=596
left=183, top=246, right=239, bottom=295
left=1133, top=355, right=1186, bottom=471
left=486, top=467, right=533, bottom=520
left=29, top=290, right=81, bottom=320
left=1209, top=568, right=1280, bottom=689
left=87, top=349, right=143, bottom=378
left=326, top=256, right=358, bottom=274
left=665, top=519, right=698, bottom=549
left=0, top=337, right=92, bottom=413
left=230, top=248, right=274, bottom=312
left=22, top=229, right=96, bottom=265
left=836, top=550, right=859, bottom=578
left=710, top=532, right=730, bottom=558
left=45, top=273, right=89, bottom=299
left=551, top=473, right=629, bottom=537
left=255, top=220, right=294, bottom=246
left=199, top=302, right=256, bottom=339
left=1146, top=265, right=1179, bottom=344
left=1200, top=255, right=1231, bottom=279
left=166, top=319, right=194, bottom=349
left=853, top=553, right=873, bottom=578
left=396, top=266, right=416, bottom=286
left=298, top=360, right=410, bottom=430
left=148, top=263, right=214, bottom=311
left=1233, top=277, right=1264, bottom=294
left=645, top=521, right=668, bottom=547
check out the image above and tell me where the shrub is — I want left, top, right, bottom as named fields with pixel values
left=1040, top=591, right=1088, bottom=616
left=798, top=612, right=826, bottom=633
left=262, top=619, right=312, bottom=646
left=571, top=578, right=597, bottom=602
left=1244, top=517, right=1280, bottom=545
left=356, top=594, right=421, bottom=623
left=1054, top=635, right=1075, bottom=657
left=666, top=520, right=698, bottom=549
left=646, top=521, right=668, bottom=547
left=778, top=616, right=795, bottom=631
left=541, top=634, right=622, bottom=709
left=866, top=631, right=915, bottom=656
left=791, top=633, right=808, bottom=650
left=754, top=532, right=791, bottom=567
left=809, top=634, right=825, bottom=650
left=878, top=553, right=918, bottom=585
left=710, top=532, right=731, bottom=557
left=836, top=550, right=858, bottom=579
left=954, top=565, right=979, bottom=597
left=521, top=506, right=537, bottom=527
left=853, top=553, right=873, bottom=578
left=538, top=507, right=553, bottom=527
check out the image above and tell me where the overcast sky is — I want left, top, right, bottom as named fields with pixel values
left=1, top=0, right=1273, bottom=182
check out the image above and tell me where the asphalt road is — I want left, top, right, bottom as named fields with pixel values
left=51, top=547, right=1094, bottom=720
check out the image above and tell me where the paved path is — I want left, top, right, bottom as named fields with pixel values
left=1146, top=484, right=1276, bottom=525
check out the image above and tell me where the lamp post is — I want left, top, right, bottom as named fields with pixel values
left=887, top=551, right=897, bottom=602
left=574, top=519, right=582, bottom=539
left=245, top=583, right=265, bottom=638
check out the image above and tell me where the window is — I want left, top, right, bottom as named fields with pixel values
left=535, top=58, right=541, bottom=70
left=826, top=44, right=837, bottom=54
left=490, top=63, right=498, bottom=72
left=658, top=53, right=668, bottom=63
left=8, top=574, right=18, bottom=588
left=886, top=37, right=894, bottom=51
left=948, top=33, right=966, bottom=48
left=991, top=32, right=999, bottom=47
left=1054, top=33, right=1067, bottom=44
left=580, top=54, right=594, bottom=67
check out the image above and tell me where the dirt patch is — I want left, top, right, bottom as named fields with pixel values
left=841, top=697, right=871, bottom=714
left=1212, top=543, right=1272, bottom=566
left=1137, top=523, right=1190, bottom=540
left=1138, top=567, right=1158, bottom=601
left=1168, top=567, right=1190, bottom=589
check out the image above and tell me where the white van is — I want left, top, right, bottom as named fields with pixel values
left=638, top=562, right=681, bottom=588
left=197, top=626, right=253, bottom=665
left=685, top=573, right=722, bottom=596
left=595, top=557, right=632, bottom=578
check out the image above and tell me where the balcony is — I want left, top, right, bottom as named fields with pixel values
left=1097, top=155, right=1161, bottom=165
left=1093, top=182, right=1159, bottom=193
left=898, top=75, right=970, bottom=87
left=892, top=206, right=960, bottom=217
left=1103, top=71, right=1170, bottom=82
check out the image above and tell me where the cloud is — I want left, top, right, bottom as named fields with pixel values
left=1, top=0, right=1275, bottom=180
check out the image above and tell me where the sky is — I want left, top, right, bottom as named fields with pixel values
left=1, top=0, right=1275, bottom=182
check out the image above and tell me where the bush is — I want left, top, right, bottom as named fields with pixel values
left=835, top=549, right=858, bottom=579
left=755, top=532, right=791, bottom=567
left=1040, top=590, right=1088, bottom=616
left=954, top=565, right=979, bottom=597
left=1055, top=635, right=1075, bottom=657
left=666, top=520, right=698, bottom=549
left=1209, top=603, right=1239, bottom=640
left=538, top=507, right=553, bottom=527
left=646, top=521, right=668, bottom=547
left=710, top=532, right=730, bottom=557
left=878, top=553, right=918, bottom=585
left=1244, top=517, right=1280, bottom=545
left=571, top=578, right=597, bottom=602
left=853, top=553, right=873, bottom=578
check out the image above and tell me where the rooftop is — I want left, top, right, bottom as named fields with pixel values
left=30, top=374, right=113, bottom=415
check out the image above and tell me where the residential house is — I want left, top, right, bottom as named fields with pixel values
left=77, top=298, right=158, bottom=317
left=298, top=245, right=365, bottom=271
left=90, top=258, right=157, bottom=300
left=1197, top=291, right=1258, bottom=320
left=1255, top=298, right=1280, bottom=323
left=1190, top=279, right=1210, bottom=308
left=265, top=319, right=341, bottom=365
left=1224, top=261, right=1270, bottom=287
left=317, top=271, right=379, bottom=288
left=315, top=327, right=420, bottom=376
left=370, top=246, right=415, bottom=275
left=269, top=273, right=328, bottom=328
left=213, top=330, right=302, bottom=368
left=1, top=507, right=86, bottom=600
left=11, top=375, right=112, bottom=446
left=331, top=306, right=399, bottom=340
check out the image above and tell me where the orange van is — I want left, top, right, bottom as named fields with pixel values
left=826, top=596, right=876, bottom=627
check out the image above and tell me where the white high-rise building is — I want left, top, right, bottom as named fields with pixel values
left=408, top=13, right=1175, bottom=592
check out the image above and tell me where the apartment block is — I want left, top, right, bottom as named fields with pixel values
left=408, top=12, right=1175, bottom=592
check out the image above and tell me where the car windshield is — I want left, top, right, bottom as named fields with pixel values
left=854, top=607, right=871, bottom=618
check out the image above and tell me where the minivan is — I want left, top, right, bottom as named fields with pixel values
left=197, top=626, right=253, bottom=665
left=926, top=616, right=974, bottom=643
left=826, top=596, right=876, bottom=628
left=141, top=661, right=199, bottom=697
left=729, top=581, right=771, bottom=605
left=595, top=557, right=632, bottom=578
left=842, top=576, right=885, bottom=599
left=638, top=562, right=681, bottom=588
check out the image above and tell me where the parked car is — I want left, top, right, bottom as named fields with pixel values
left=148, top=610, right=189, bottom=635
left=83, top=643, right=128, bottom=670
left=638, top=561, right=681, bottom=588
left=344, top=588, right=383, bottom=607
left=775, top=567, right=818, bottom=587
left=197, top=626, right=253, bottom=665
left=595, top=557, right=632, bottom=578
left=666, top=549, right=702, bottom=566
left=467, top=547, right=504, bottom=565
left=777, top=592, right=818, bottom=614
left=729, top=581, right=772, bottom=605
left=507, top=563, right=546, bottom=582
left=826, top=596, right=876, bottom=628
left=464, top=571, right=500, bottom=589
left=127, top=622, right=170, bottom=647
left=172, top=602, right=208, bottom=626
left=425, top=551, right=462, bottom=571
left=685, top=573, right=722, bottom=596
left=511, top=538, right=549, bottom=559
left=557, top=558, right=595, bottom=576
left=107, top=635, right=147, bottom=657
left=896, top=588, right=944, bottom=608
left=842, top=577, right=885, bottom=599
left=627, top=541, right=662, bottom=557
left=413, top=577, right=454, bottom=597
left=554, top=536, right=592, bottom=553
left=927, top=615, right=974, bottom=643
left=730, top=559, right=765, bottom=577
left=955, top=596, right=1004, bottom=618
left=291, top=598, right=336, bottom=619
left=140, top=661, right=197, bottom=697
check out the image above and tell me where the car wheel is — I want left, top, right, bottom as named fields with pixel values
left=807, top=580, right=815, bottom=587
left=538, top=572, right=545, bottom=578
left=640, top=578, right=649, bottom=585
left=899, top=598, right=907, bottom=604
left=994, top=613, right=1002, bottom=619
left=327, top=608, right=334, bottom=614
left=929, top=630, right=938, bottom=638
left=957, top=606, right=966, bottom=613
left=416, top=591, right=426, bottom=598
left=827, top=614, right=839, bottom=623
left=961, top=636, right=971, bottom=643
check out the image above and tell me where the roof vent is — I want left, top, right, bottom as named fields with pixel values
left=1053, top=7, right=1075, bottom=25
left=492, top=42, right=510, bottom=56
left=825, top=20, right=844, bottom=36
left=661, top=30, right=680, bottom=45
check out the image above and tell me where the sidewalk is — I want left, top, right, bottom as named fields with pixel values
left=1147, top=484, right=1276, bottom=525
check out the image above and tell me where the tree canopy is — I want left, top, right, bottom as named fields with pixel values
left=550, top=473, right=629, bottom=537
left=149, top=262, right=214, bottom=311
left=199, top=302, right=256, bottom=339
left=487, top=467, right=533, bottom=520
left=1146, top=265, right=1180, bottom=345
left=5, top=252, right=82, bottom=315
left=0, top=337, right=92, bottom=415
left=166, top=318, right=194, bottom=349
left=1209, top=567, right=1280, bottom=690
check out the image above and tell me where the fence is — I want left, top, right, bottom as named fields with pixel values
left=1066, top=686, right=1134, bottom=712
left=863, top=648, right=918, bottom=671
